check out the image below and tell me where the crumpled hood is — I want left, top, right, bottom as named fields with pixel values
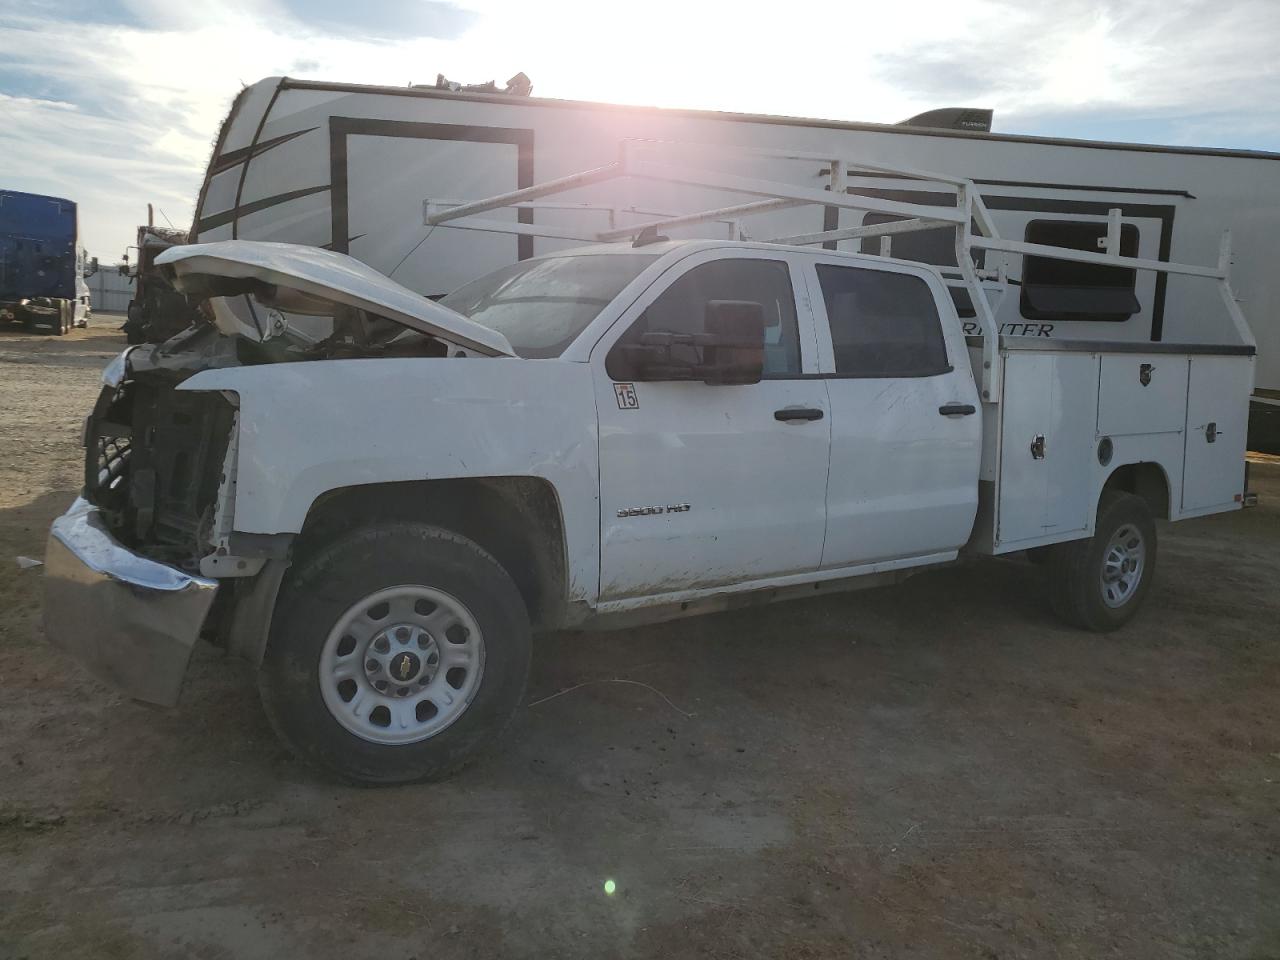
left=155, top=240, right=515, bottom=357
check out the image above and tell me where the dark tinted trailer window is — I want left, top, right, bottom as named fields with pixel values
left=615, top=258, right=802, bottom=376
left=1020, top=220, right=1140, bottom=322
left=858, top=213, right=967, bottom=267
left=816, top=265, right=950, bottom=377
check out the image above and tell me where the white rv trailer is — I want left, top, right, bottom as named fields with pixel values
left=192, top=77, right=1280, bottom=445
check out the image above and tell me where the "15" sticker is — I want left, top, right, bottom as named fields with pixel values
left=613, top=382, right=639, bottom=409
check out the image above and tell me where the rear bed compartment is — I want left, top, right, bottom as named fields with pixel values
left=967, top=337, right=1255, bottom=554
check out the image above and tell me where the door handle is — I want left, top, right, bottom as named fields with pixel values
left=774, top=406, right=825, bottom=422
left=938, top=403, right=977, bottom=417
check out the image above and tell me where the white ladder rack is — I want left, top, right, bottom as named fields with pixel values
left=424, top=139, right=1254, bottom=403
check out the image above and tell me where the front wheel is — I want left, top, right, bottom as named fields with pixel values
left=1045, top=491, right=1157, bottom=632
left=259, top=522, right=531, bottom=784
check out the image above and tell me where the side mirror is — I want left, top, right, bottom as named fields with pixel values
left=117, top=262, right=129, bottom=277
left=610, top=300, right=766, bottom=385
left=87, top=256, right=99, bottom=277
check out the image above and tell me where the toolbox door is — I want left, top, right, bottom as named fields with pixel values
left=997, top=352, right=1100, bottom=546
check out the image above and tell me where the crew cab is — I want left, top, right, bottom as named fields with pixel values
left=43, top=236, right=1254, bottom=783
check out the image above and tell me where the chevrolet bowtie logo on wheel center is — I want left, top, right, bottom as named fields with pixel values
left=390, top=651, right=420, bottom=682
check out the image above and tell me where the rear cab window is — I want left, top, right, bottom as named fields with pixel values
left=814, top=263, right=951, bottom=377
left=859, top=212, right=985, bottom=319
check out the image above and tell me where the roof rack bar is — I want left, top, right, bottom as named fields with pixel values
left=425, top=161, right=623, bottom=225
left=831, top=157, right=971, bottom=187
left=624, top=158, right=967, bottom=224
left=431, top=199, right=687, bottom=218
left=618, top=138, right=972, bottom=186
left=969, top=235, right=1226, bottom=279
left=969, top=192, right=997, bottom=238
left=1217, top=230, right=1256, bottom=347
left=426, top=218, right=600, bottom=242
left=1105, top=207, right=1123, bottom=256
left=596, top=198, right=806, bottom=241
left=770, top=216, right=953, bottom=247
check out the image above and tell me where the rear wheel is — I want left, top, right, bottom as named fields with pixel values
left=43, top=300, right=70, bottom=335
left=1046, top=491, right=1156, bottom=632
left=259, top=522, right=531, bottom=784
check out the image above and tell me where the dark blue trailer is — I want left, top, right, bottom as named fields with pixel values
left=0, top=189, right=96, bottom=335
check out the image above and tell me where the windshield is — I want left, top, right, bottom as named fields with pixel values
left=439, top=253, right=658, bottom=358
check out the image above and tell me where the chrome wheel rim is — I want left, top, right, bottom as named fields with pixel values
left=319, top=585, right=485, bottom=745
left=1099, top=523, right=1146, bottom=609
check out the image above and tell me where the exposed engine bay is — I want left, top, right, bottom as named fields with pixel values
left=176, top=276, right=454, bottom=362
left=84, top=288, right=457, bottom=572
left=82, top=239, right=516, bottom=572
left=85, top=372, right=234, bottom=571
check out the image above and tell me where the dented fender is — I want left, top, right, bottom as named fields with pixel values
left=177, top=357, right=601, bottom=600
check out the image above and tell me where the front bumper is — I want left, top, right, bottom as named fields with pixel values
left=43, top=497, right=219, bottom=706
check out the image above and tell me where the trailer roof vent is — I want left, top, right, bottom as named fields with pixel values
left=898, top=108, right=993, bottom=132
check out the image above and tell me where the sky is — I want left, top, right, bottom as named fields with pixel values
left=1, top=0, right=1278, bottom=259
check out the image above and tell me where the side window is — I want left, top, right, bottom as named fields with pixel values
left=859, top=212, right=985, bottom=318
left=1020, top=219, right=1140, bottom=322
left=612, top=258, right=801, bottom=377
left=815, top=264, right=950, bottom=378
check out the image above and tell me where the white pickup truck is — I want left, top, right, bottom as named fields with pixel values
left=42, top=157, right=1256, bottom=784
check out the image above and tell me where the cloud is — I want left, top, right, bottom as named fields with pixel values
left=1, top=0, right=1277, bottom=259
left=276, top=0, right=477, bottom=41
left=2, top=0, right=145, bottom=29
left=870, top=0, right=1280, bottom=146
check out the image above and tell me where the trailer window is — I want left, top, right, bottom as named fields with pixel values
left=816, top=265, right=950, bottom=378
left=858, top=213, right=958, bottom=266
left=858, top=213, right=984, bottom=317
left=1020, top=220, right=1140, bottom=322
left=440, top=253, right=657, bottom=358
left=611, top=258, right=801, bottom=377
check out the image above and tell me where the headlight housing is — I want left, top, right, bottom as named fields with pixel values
left=101, top=348, right=132, bottom=388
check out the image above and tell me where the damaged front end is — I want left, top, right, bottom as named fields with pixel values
left=44, top=240, right=515, bottom=706
left=86, top=336, right=240, bottom=573
left=45, top=333, right=242, bottom=706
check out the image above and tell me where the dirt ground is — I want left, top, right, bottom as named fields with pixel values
left=1, top=316, right=1277, bottom=959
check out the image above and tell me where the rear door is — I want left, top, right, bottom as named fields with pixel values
left=592, top=250, right=830, bottom=600
left=803, top=256, right=982, bottom=568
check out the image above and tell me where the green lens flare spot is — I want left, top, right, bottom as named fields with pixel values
left=603, top=879, right=617, bottom=896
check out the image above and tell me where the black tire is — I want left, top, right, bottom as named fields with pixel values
left=1046, top=491, right=1157, bottom=632
left=259, top=522, right=531, bottom=784
left=22, top=301, right=60, bottom=335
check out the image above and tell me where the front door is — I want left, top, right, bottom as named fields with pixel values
left=593, top=251, right=830, bottom=601
left=802, top=257, right=982, bottom=568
